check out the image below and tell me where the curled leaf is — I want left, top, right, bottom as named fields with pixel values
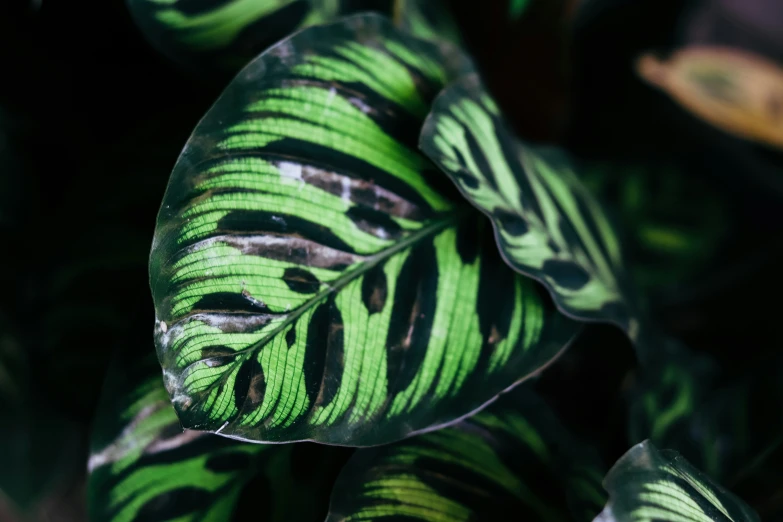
left=327, top=387, right=606, bottom=521
left=595, top=441, right=759, bottom=522
left=637, top=46, right=783, bottom=150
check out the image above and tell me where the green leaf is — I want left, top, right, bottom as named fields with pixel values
left=420, top=74, right=640, bottom=338
left=628, top=345, right=783, bottom=484
left=149, top=14, right=578, bottom=446
left=326, top=387, right=606, bottom=521
left=509, top=0, right=531, bottom=20
left=595, top=440, right=759, bottom=522
left=126, top=0, right=460, bottom=73
left=576, top=160, right=730, bottom=300
left=88, top=345, right=348, bottom=521
left=395, top=0, right=462, bottom=46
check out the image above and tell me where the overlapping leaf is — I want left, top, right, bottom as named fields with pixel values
left=629, top=346, right=783, bottom=486
left=420, top=74, right=641, bottom=338
left=509, top=0, right=531, bottom=20
left=126, top=0, right=460, bottom=73
left=88, top=346, right=348, bottom=522
left=149, top=14, right=578, bottom=446
left=595, top=441, right=759, bottom=522
left=326, top=387, right=606, bottom=521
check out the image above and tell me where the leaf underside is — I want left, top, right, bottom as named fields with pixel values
left=419, top=74, right=638, bottom=336
left=150, top=14, right=578, bottom=446
left=327, top=387, right=606, bottom=522
left=596, top=440, right=760, bottom=522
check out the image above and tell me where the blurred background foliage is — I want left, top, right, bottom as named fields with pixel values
left=0, top=0, right=781, bottom=519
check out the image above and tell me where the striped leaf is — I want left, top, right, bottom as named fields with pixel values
left=595, top=440, right=759, bottom=522
left=126, top=0, right=460, bottom=73
left=420, top=74, right=640, bottom=338
left=326, top=387, right=606, bottom=521
left=88, top=347, right=348, bottom=522
left=149, top=14, right=578, bottom=446
left=576, top=160, right=730, bottom=300
left=395, top=0, right=462, bottom=45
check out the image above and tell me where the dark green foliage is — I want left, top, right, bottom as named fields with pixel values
left=327, top=387, right=606, bottom=521
left=2, top=0, right=781, bottom=520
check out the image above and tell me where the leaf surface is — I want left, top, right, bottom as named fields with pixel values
left=327, top=387, right=606, bottom=521
left=420, top=74, right=639, bottom=337
left=126, top=0, right=460, bottom=73
left=150, top=14, right=578, bottom=446
left=88, top=346, right=348, bottom=522
left=595, top=441, right=759, bottom=522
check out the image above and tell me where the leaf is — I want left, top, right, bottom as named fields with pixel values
left=576, top=160, right=730, bottom=299
left=149, top=14, right=578, bottom=446
left=628, top=346, right=783, bottom=484
left=509, top=0, right=531, bottom=20
left=88, top=344, right=349, bottom=521
left=636, top=47, right=783, bottom=150
left=395, top=0, right=462, bottom=46
left=420, top=74, right=640, bottom=339
left=126, top=0, right=461, bottom=74
left=326, top=387, right=606, bottom=521
left=595, top=440, right=759, bottom=522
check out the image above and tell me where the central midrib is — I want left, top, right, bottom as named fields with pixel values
left=177, top=209, right=463, bottom=418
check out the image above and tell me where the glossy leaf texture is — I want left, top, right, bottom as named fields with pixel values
left=126, top=0, right=460, bottom=74
left=595, top=441, right=759, bottom=522
left=88, top=346, right=348, bottom=522
left=149, top=14, right=579, bottom=446
left=576, top=160, right=730, bottom=301
left=636, top=47, right=783, bottom=150
left=326, top=387, right=606, bottom=522
left=420, top=74, right=640, bottom=338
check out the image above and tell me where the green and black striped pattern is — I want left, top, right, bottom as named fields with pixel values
left=577, top=161, right=729, bottom=298
left=88, top=352, right=267, bottom=522
left=326, top=387, right=606, bottom=521
left=596, top=441, right=759, bottom=522
left=509, top=0, right=531, bottom=20
left=149, top=15, right=578, bottom=446
left=126, top=0, right=460, bottom=73
left=420, top=74, right=638, bottom=336
left=88, top=350, right=348, bottom=522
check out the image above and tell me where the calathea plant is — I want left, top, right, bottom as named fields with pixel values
left=82, top=5, right=775, bottom=522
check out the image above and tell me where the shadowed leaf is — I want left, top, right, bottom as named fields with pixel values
left=126, top=0, right=460, bottom=74
left=88, top=347, right=348, bottom=522
left=595, top=440, right=759, bottom=522
left=420, top=74, right=641, bottom=339
left=326, top=387, right=605, bottom=521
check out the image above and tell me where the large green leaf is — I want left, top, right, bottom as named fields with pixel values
left=420, top=74, right=641, bottom=339
left=149, top=14, right=578, bottom=446
left=88, top=344, right=348, bottom=521
left=126, top=0, right=460, bottom=73
left=595, top=441, right=759, bottom=522
left=326, top=386, right=606, bottom=521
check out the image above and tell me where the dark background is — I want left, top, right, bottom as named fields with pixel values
left=1, top=0, right=782, bottom=519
